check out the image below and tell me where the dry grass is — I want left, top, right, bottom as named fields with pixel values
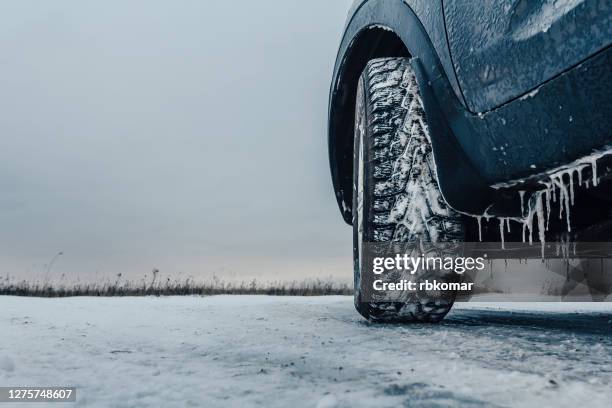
left=0, top=272, right=352, bottom=298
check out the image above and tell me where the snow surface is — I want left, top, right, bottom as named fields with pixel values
left=1, top=296, right=611, bottom=408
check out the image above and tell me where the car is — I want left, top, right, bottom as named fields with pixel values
left=327, top=0, right=612, bottom=322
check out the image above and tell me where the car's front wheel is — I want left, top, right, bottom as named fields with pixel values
left=353, top=57, right=465, bottom=323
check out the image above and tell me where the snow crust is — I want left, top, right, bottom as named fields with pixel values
left=367, top=24, right=393, bottom=33
left=1, top=296, right=611, bottom=407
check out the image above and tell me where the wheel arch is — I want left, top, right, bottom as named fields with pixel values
left=328, top=26, right=410, bottom=224
left=328, top=0, right=498, bottom=225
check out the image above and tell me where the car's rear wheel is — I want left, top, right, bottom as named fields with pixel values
left=353, top=57, right=465, bottom=323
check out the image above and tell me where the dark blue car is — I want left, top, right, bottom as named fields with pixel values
left=328, top=0, right=612, bottom=322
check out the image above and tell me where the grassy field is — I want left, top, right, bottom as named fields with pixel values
left=0, top=272, right=352, bottom=297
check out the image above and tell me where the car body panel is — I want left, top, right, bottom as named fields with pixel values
left=444, top=0, right=612, bottom=113
left=449, top=45, right=612, bottom=185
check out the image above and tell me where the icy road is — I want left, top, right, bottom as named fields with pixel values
left=1, top=296, right=611, bottom=408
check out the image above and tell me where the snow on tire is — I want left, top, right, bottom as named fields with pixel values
left=353, top=57, right=465, bottom=323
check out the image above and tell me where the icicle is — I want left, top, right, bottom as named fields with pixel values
left=476, top=216, right=483, bottom=242
left=577, top=166, right=583, bottom=186
left=551, top=175, right=570, bottom=233
left=519, top=191, right=526, bottom=216
left=554, top=177, right=571, bottom=232
left=544, top=189, right=551, bottom=231
left=523, top=198, right=534, bottom=245
left=568, top=169, right=575, bottom=205
left=499, top=218, right=505, bottom=249
left=589, top=158, right=598, bottom=186
left=535, top=194, right=546, bottom=257
left=552, top=178, right=561, bottom=220
left=506, top=217, right=511, bottom=233
left=528, top=220, right=533, bottom=245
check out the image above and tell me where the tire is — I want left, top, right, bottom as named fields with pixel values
left=353, top=57, right=465, bottom=323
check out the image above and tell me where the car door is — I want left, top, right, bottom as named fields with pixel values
left=443, top=0, right=612, bottom=113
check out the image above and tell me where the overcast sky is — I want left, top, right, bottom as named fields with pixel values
left=0, top=0, right=355, bottom=283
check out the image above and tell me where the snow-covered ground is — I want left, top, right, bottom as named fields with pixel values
left=1, top=296, right=611, bottom=408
